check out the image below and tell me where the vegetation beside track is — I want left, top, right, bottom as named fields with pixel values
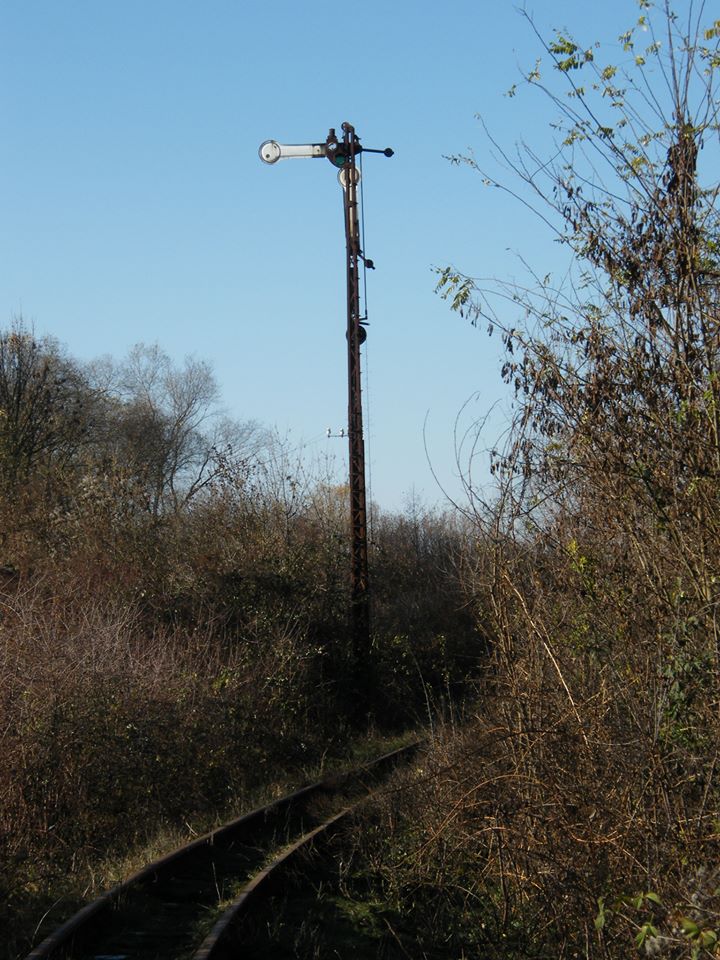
left=5, top=3, right=720, bottom=958
left=0, top=330, right=476, bottom=960
left=318, top=5, right=720, bottom=958
left=214, top=5, right=720, bottom=957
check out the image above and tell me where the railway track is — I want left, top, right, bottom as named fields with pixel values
left=24, top=741, right=419, bottom=960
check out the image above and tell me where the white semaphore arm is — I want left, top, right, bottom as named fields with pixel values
left=258, top=140, right=326, bottom=164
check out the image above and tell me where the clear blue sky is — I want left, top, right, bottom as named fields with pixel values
left=0, top=0, right=653, bottom=510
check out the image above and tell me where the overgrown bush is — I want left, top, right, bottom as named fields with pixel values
left=352, top=3, right=720, bottom=957
left=357, top=692, right=720, bottom=958
left=0, top=590, right=337, bottom=954
left=0, top=325, right=476, bottom=957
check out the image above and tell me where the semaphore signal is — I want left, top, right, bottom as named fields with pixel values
left=259, top=123, right=392, bottom=658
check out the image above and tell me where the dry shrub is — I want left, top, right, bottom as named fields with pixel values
left=360, top=659, right=720, bottom=958
left=0, top=582, right=333, bottom=956
left=373, top=6, right=720, bottom=956
left=360, top=479, right=720, bottom=957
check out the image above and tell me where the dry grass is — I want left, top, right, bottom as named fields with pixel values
left=351, top=636, right=720, bottom=959
left=0, top=583, right=337, bottom=960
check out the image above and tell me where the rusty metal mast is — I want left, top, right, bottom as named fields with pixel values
left=258, top=123, right=393, bottom=655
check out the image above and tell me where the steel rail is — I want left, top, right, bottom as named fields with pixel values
left=192, top=806, right=351, bottom=960
left=24, top=741, right=419, bottom=960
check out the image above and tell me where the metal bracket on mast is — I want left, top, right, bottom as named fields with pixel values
left=259, top=131, right=393, bottom=167
left=259, top=123, right=393, bottom=662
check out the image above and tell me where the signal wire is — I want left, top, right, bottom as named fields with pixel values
left=358, top=150, right=374, bottom=541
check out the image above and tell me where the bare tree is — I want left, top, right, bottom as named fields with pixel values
left=439, top=2, right=720, bottom=658
left=0, top=318, right=91, bottom=495
left=95, top=343, right=262, bottom=515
